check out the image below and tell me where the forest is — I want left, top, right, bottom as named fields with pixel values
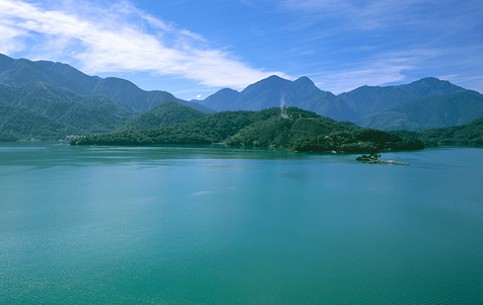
left=71, top=107, right=425, bottom=153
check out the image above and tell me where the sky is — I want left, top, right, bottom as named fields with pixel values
left=1, top=0, right=482, bottom=100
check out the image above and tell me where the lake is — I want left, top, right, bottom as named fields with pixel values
left=1, top=144, right=482, bottom=304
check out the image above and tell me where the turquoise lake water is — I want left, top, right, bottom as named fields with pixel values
left=1, top=144, right=482, bottom=304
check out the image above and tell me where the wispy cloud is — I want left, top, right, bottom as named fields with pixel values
left=280, top=0, right=468, bottom=31
left=0, top=0, right=286, bottom=90
left=278, top=0, right=483, bottom=93
left=308, top=49, right=440, bottom=93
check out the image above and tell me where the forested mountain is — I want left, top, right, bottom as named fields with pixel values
left=71, top=107, right=424, bottom=153
left=0, top=81, right=133, bottom=139
left=1, top=53, right=482, bottom=141
left=418, top=118, right=483, bottom=146
left=0, top=53, right=211, bottom=113
left=0, top=99, right=65, bottom=140
left=196, top=76, right=483, bottom=130
left=0, top=53, right=213, bottom=140
left=124, top=102, right=207, bottom=130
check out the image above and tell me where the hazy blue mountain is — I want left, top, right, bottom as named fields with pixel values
left=198, top=75, right=483, bottom=130
left=399, top=77, right=467, bottom=96
left=125, top=102, right=207, bottom=130
left=336, top=85, right=412, bottom=118
left=336, top=77, right=470, bottom=120
left=34, top=60, right=100, bottom=93
left=0, top=53, right=211, bottom=113
left=358, top=91, right=483, bottom=130
left=285, top=76, right=354, bottom=121
left=200, top=88, right=241, bottom=111
left=240, top=75, right=292, bottom=110
left=0, top=55, right=103, bottom=96
left=197, top=75, right=352, bottom=120
left=92, top=77, right=152, bottom=111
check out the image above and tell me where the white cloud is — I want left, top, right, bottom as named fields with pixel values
left=0, top=0, right=286, bottom=90
left=0, top=24, right=26, bottom=54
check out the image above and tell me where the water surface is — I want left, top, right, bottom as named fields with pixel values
left=1, top=144, right=482, bottom=304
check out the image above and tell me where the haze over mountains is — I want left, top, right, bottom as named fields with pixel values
left=1, top=53, right=483, bottom=141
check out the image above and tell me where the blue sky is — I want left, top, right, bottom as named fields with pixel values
left=1, top=0, right=482, bottom=100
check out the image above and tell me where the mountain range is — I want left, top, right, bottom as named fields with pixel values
left=1, top=52, right=483, bottom=141
left=194, top=75, right=483, bottom=131
left=0, top=53, right=211, bottom=139
left=0, top=53, right=210, bottom=113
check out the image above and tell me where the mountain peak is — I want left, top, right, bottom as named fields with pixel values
left=265, top=74, right=286, bottom=81
left=218, top=88, right=240, bottom=94
left=242, top=74, right=291, bottom=94
left=254, top=74, right=290, bottom=86
left=294, top=76, right=314, bottom=85
left=401, top=77, right=465, bottom=96
left=206, top=87, right=240, bottom=101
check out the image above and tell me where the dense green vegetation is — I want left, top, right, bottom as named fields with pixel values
left=72, top=110, right=259, bottom=145
left=124, top=102, right=207, bottom=130
left=0, top=99, right=68, bottom=140
left=0, top=82, right=134, bottom=140
left=0, top=131, right=18, bottom=142
left=72, top=107, right=424, bottom=153
left=418, top=118, right=483, bottom=146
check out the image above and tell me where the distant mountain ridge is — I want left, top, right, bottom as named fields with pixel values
left=0, top=53, right=211, bottom=114
left=196, top=75, right=483, bottom=130
left=1, top=52, right=483, bottom=139
left=198, top=75, right=353, bottom=121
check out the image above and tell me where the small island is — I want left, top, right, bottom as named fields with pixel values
left=356, top=153, right=409, bottom=165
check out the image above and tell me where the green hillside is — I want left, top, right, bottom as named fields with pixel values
left=419, top=118, right=483, bottom=146
left=71, top=107, right=424, bottom=153
left=0, top=100, right=67, bottom=140
left=124, top=102, right=207, bottom=130
left=0, top=82, right=134, bottom=140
